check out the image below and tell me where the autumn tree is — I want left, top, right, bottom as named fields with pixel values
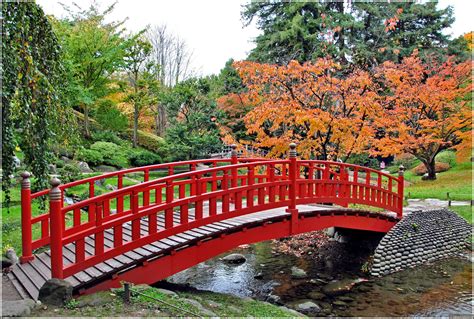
left=374, top=53, right=472, bottom=180
left=229, top=59, right=382, bottom=160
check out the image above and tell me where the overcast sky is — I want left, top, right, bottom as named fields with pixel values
left=37, top=0, right=473, bottom=76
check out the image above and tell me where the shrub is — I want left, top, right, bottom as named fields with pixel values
left=128, top=149, right=162, bottom=167
left=95, top=99, right=128, bottom=132
left=346, top=153, right=379, bottom=169
left=77, top=149, right=104, bottom=166
left=89, top=142, right=129, bottom=168
left=393, top=153, right=419, bottom=170
left=58, top=163, right=82, bottom=184
left=412, top=162, right=450, bottom=176
left=128, top=129, right=166, bottom=153
left=91, top=131, right=125, bottom=146
left=435, top=150, right=457, bottom=168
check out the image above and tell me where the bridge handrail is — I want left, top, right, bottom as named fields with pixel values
left=20, top=143, right=405, bottom=279
left=18, top=155, right=266, bottom=262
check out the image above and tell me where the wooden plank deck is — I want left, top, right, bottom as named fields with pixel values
left=9, top=204, right=396, bottom=300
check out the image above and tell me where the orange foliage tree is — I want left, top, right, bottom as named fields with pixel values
left=229, top=59, right=383, bottom=160
left=374, top=53, right=472, bottom=179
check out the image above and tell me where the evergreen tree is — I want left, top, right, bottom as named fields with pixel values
left=243, top=1, right=456, bottom=67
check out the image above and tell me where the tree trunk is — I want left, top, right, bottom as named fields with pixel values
left=424, top=160, right=437, bottom=180
left=133, top=103, right=138, bottom=148
left=83, top=104, right=90, bottom=138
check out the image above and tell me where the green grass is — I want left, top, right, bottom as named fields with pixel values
left=449, top=206, right=473, bottom=224
left=404, top=161, right=472, bottom=201
left=32, top=286, right=301, bottom=317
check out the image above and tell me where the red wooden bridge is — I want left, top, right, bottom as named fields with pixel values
left=10, top=144, right=405, bottom=300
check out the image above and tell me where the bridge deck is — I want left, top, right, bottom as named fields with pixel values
left=9, top=204, right=397, bottom=300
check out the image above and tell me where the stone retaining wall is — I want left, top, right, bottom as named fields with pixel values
left=370, top=208, right=471, bottom=277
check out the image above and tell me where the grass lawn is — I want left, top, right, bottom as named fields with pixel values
left=404, top=161, right=472, bottom=201
left=449, top=206, right=473, bottom=224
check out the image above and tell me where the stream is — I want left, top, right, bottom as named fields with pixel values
left=166, top=237, right=472, bottom=316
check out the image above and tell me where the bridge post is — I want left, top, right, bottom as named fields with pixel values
left=20, top=171, right=34, bottom=263
left=397, top=165, right=405, bottom=219
left=230, top=144, right=238, bottom=203
left=286, top=143, right=299, bottom=234
left=49, top=177, right=64, bottom=279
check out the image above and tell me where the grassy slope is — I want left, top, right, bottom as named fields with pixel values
left=404, top=161, right=472, bottom=201
left=32, top=286, right=300, bottom=317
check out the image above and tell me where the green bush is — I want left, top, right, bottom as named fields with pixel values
left=128, top=149, right=162, bottom=167
left=90, top=142, right=129, bottom=168
left=128, top=129, right=166, bottom=153
left=58, top=163, right=82, bottom=184
left=91, top=131, right=125, bottom=146
left=435, top=151, right=457, bottom=168
left=393, top=153, right=419, bottom=170
left=346, top=153, right=379, bottom=169
left=95, top=99, right=128, bottom=132
left=77, top=148, right=104, bottom=166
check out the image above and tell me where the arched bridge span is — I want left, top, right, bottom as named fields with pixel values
left=11, top=144, right=404, bottom=299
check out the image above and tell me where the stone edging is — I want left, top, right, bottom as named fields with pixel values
left=370, top=208, right=471, bottom=277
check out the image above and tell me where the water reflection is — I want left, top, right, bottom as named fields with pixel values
left=168, top=240, right=472, bottom=317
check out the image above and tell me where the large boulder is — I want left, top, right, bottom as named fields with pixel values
left=38, top=278, right=73, bottom=306
left=2, top=299, right=37, bottom=316
left=221, top=253, right=246, bottom=264
left=77, top=161, right=93, bottom=173
left=94, top=165, right=117, bottom=172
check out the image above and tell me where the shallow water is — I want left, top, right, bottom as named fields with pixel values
left=168, top=239, right=473, bottom=317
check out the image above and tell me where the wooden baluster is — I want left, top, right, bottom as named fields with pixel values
left=88, top=181, right=95, bottom=222
left=377, top=174, right=382, bottom=204
left=209, top=168, right=217, bottom=216
left=103, top=198, right=110, bottom=217
left=73, top=208, right=81, bottom=227
left=131, top=191, right=140, bottom=240
left=95, top=202, right=104, bottom=255
left=143, top=170, right=150, bottom=207
left=308, top=163, right=314, bottom=197
left=269, top=164, right=275, bottom=203
left=179, top=183, right=188, bottom=224
left=195, top=174, right=203, bottom=219
left=247, top=166, right=255, bottom=208
left=113, top=222, right=123, bottom=248
left=165, top=181, right=174, bottom=228
left=388, top=178, right=393, bottom=208
left=155, top=185, right=162, bottom=204
left=117, top=174, right=124, bottom=213
left=190, top=164, right=197, bottom=196
left=365, top=170, right=371, bottom=202
left=222, top=170, right=229, bottom=213
left=353, top=168, right=359, bottom=200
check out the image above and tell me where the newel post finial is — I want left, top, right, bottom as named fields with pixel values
left=398, top=165, right=405, bottom=177
left=288, top=142, right=297, bottom=158
left=230, top=144, right=238, bottom=157
left=49, top=177, right=64, bottom=279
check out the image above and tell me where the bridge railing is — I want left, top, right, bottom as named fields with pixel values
left=19, top=151, right=267, bottom=263
left=20, top=143, right=404, bottom=280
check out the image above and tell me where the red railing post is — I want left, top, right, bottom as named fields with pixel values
left=397, top=165, right=405, bottom=218
left=230, top=144, right=238, bottom=203
left=49, top=177, right=64, bottom=279
left=20, top=171, right=34, bottom=263
left=286, top=143, right=299, bottom=234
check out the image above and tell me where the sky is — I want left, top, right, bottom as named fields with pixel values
left=37, top=0, right=473, bottom=76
